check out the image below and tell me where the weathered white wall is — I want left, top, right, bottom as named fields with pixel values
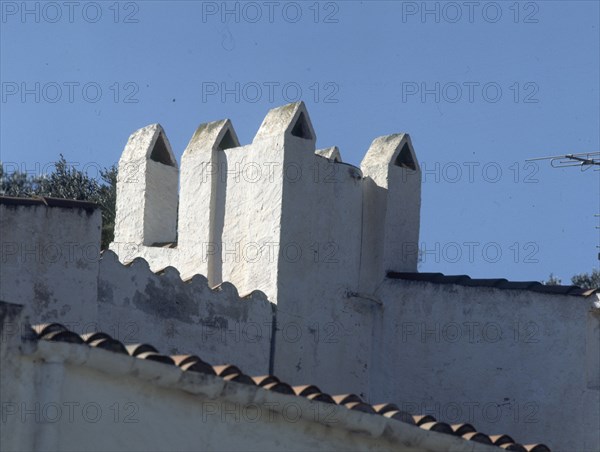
left=0, top=202, right=101, bottom=325
left=0, top=307, right=498, bottom=452
left=109, top=102, right=421, bottom=302
left=268, top=104, right=369, bottom=394
left=177, top=119, right=241, bottom=284
left=370, top=278, right=600, bottom=452
left=97, top=251, right=273, bottom=376
left=0, top=302, right=38, bottom=452
left=5, top=220, right=597, bottom=451
left=2, top=102, right=599, bottom=451
left=218, top=138, right=285, bottom=299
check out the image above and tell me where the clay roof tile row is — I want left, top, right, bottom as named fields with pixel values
left=32, top=322, right=551, bottom=451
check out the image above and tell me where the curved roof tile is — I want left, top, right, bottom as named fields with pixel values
left=31, top=322, right=551, bottom=451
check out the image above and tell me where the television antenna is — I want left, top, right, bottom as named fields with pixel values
left=526, top=151, right=600, bottom=170
left=596, top=214, right=600, bottom=261
left=527, top=152, right=600, bottom=260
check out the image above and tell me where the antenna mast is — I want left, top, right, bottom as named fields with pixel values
left=527, top=152, right=599, bottom=260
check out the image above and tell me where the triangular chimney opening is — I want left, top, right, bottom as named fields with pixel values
left=394, top=142, right=416, bottom=170
left=217, top=129, right=237, bottom=151
left=290, top=112, right=313, bottom=140
left=150, top=133, right=174, bottom=166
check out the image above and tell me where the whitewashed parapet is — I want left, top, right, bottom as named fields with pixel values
left=178, top=119, right=241, bottom=286
left=97, top=250, right=273, bottom=375
left=105, top=102, right=424, bottom=395
left=253, top=101, right=316, bottom=143
left=109, top=102, right=423, bottom=302
left=360, top=133, right=421, bottom=289
left=315, top=146, right=342, bottom=162
left=113, top=124, right=179, bottom=247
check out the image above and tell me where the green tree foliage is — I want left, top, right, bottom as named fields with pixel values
left=2, top=156, right=598, bottom=289
left=543, top=270, right=600, bottom=289
left=0, top=156, right=117, bottom=249
left=0, top=164, right=34, bottom=196
left=543, top=273, right=562, bottom=286
left=571, top=269, right=600, bottom=290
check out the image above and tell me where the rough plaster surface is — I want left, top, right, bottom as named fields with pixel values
left=361, top=133, right=421, bottom=281
left=109, top=102, right=422, bottom=297
left=0, top=203, right=101, bottom=324
left=371, top=278, right=600, bottom=452
left=0, top=303, right=498, bottom=452
left=106, top=103, right=420, bottom=395
left=315, top=146, right=341, bottom=162
left=113, top=124, right=178, bottom=247
left=97, top=251, right=272, bottom=375
left=1, top=103, right=599, bottom=451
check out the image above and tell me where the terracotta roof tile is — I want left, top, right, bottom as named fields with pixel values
left=491, top=434, right=516, bottom=446
left=126, top=343, right=159, bottom=356
left=305, top=392, right=336, bottom=404
left=525, top=445, right=551, bottom=452
left=88, top=337, right=128, bottom=354
left=213, top=364, right=243, bottom=378
left=331, top=393, right=363, bottom=405
left=33, top=323, right=68, bottom=336
left=41, top=330, right=85, bottom=344
left=222, top=373, right=256, bottom=386
left=373, top=403, right=399, bottom=414
left=31, top=323, right=551, bottom=451
left=261, top=381, right=295, bottom=395
left=413, top=414, right=437, bottom=426
left=381, top=410, right=416, bottom=425
left=420, top=421, right=454, bottom=434
left=343, top=401, right=377, bottom=414
left=172, top=355, right=215, bottom=375
left=81, top=332, right=113, bottom=344
left=135, top=351, right=175, bottom=365
left=462, top=431, right=493, bottom=444
left=451, top=423, right=476, bottom=436
left=293, top=384, right=321, bottom=397
left=500, top=444, right=527, bottom=452
left=252, top=375, right=280, bottom=386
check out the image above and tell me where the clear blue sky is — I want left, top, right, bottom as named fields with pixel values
left=1, top=0, right=598, bottom=284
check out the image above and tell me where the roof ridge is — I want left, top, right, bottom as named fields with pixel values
left=0, top=195, right=99, bottom=211
left=387, top=271, right=597, bottom=297
left=30, top=321, right=551, bottom=451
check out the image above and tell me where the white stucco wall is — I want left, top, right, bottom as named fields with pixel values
left=272, top=130, right=368, bottom=393
left=0, top=202, right=101, bottom=325
left=218, top=138, right=285, bottom=299
left=97, top=251, right=273, bottom=376
left=2, top=103, right=598, bottom=451
left=370, top=278, right=600, bottom=452
left=0, top=306, right=498, bottom=452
